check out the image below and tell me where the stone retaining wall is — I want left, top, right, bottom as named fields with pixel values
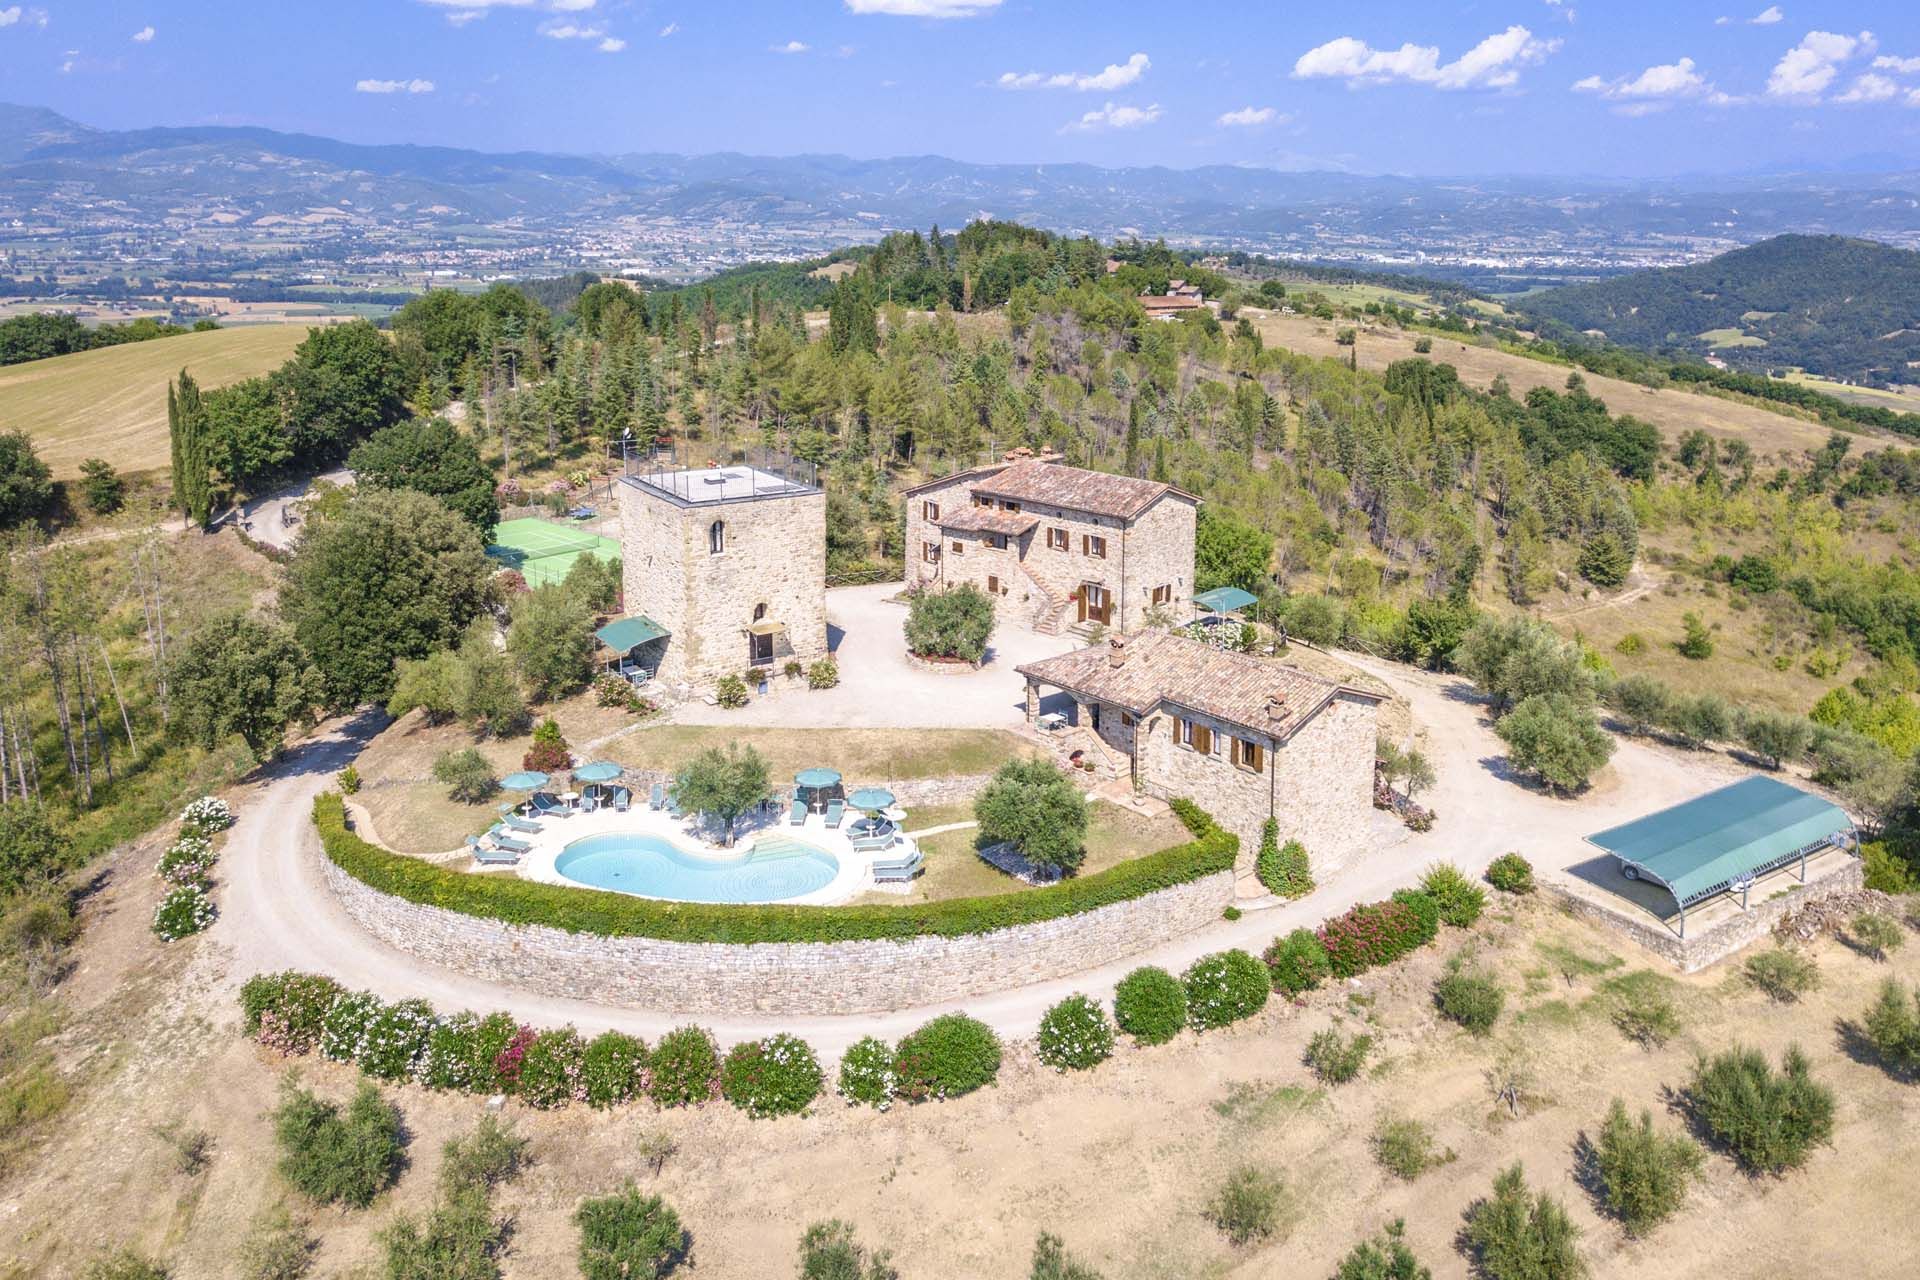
left=323, top=860, right=1235, bottom=1016
left=1549, top=856, right=1863, bottom=974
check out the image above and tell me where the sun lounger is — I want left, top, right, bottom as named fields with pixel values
left=530, top=793, right=573, bottom=818
left=614, top=787, right=631, bottom=813
left=790, top=799, right=807, bottom=826
left=870, top=845, right=924, bottom=883
left=649, top=782, right=665, bottom=810
left=485, top=825, right=534, bottom=854
left=667, top=790, right=685, bottom=819
left=500, top=812, right=541, bottom=835
left=466, top=836, right=521, bottom=867
left=824, top=799, right=846, bottom=829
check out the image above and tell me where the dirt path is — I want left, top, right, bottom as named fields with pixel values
left=204, top=653, right=1748, bottom=1057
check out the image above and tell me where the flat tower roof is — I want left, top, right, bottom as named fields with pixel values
left=623, top=464, right=818, bottom=507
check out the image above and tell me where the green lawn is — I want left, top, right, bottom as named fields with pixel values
left=1697, top=327, right=1766, bottom=348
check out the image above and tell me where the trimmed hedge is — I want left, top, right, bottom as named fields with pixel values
left=315, top=792, right=1234, bottom=945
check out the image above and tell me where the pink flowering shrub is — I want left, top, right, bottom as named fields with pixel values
left=516, top=1027, right=589, bottom=1108
left=493, top=1024, right=537, bottom=1090
left=1316, top=899, right=1430, bottom=978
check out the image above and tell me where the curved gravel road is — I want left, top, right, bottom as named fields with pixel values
left=210, top=657, right=1745, bottom=1056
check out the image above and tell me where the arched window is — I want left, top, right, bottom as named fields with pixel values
left=708, top=520, right=725, bottom=554
left=753, top=602, right=768, bottom=621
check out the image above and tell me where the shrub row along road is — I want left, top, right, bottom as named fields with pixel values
left=211, top=655, right=1747, bottom=1056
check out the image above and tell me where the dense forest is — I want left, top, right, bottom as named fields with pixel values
left=0, top=311, right=218, bottom=367
left=1520, top=235, right=1920, bottom=386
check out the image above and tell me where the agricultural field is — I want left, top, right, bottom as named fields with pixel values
left=0, top=324, right=308, bottom=477
left=1697, top=327, right=1766, bottom=349
left=1780, top=369, right=1920, bottom=413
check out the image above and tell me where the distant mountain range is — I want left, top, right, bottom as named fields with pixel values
left=1519, top=235, right=1920, bottom=385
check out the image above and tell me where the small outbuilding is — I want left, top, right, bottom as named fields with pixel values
left=1583, top=776, right=1857, bottom=937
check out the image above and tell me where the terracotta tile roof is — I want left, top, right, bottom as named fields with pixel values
left=936, top=506, right=1039, bottom=537
left=901, top=463, right=1007, bottom=499
left=1016, top=630, right=1380, bottom=741
left=970, top=459, right=1194, bottom=520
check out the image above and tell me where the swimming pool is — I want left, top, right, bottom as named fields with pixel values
left=552, top=832, right=841, bottom=904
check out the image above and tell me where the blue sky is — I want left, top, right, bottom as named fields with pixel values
left=4, top=1, right=1920, bottom=175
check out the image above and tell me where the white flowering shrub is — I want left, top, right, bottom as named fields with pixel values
left=835, top=1035, right=896, bottom=1110
left=180, top=795, right=234, bottom=834
left=516, top=1027, right=589, bottom=1108
left=157, top=832, right=216, bottom=887
left=357, top=998, right=438, bottom=1081
left=1036, top=994, right=1116, bottom=1072
left=720, top=1032, right=823, bottom=1118
left=320, top=990, right=384, bottom=1063
left=152, top=884, right=215, bottom=940
left=1183, top=950, right=1271, bottom=1031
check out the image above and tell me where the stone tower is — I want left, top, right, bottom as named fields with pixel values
left=616, top=457, right=828, bottom=692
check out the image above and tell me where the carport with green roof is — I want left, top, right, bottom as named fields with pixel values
left=1584, top=776, right=1857, bottom=937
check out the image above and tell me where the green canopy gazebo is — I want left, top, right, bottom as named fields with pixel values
left=1584, top=775, right=1857, bottom=937
left=1193, top=586, right=1259, bottom=619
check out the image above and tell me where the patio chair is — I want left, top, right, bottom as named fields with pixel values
left=649, top=783, right=665, bottom=811
left=529, top=793, right=573, bottom=818
left=824, top=799, right=846, bottom=829
left=500, top=812, right=541, bottom=835
left=789, top=798, right=807, bottom=826
left=485, top=825, right=533, bottom=854
left=613, top=787, right=631, bottom=813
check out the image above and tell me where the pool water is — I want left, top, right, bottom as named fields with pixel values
left=553, top=832, right=840, bottom=903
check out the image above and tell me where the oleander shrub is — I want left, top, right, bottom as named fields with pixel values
left=157, top=833, right=216, bottom=887
left=1264, top=929, right=1332, bottom=997
left=1332, top=1219, right=1431, bottom=1280
left=1434, top=960, right=1505, bottom=1036
left=466, top=1012, right=523, bottom=1094
left=892, top=1013, right=1002, bottom=1101
left=1588, top=1099, right=1703, bottom=1235
left=180, top=795, right=234, bottom=834
left=272, top=1080, right=404, bottom=1209
left=1112, top=965, right=1187, bottom=1045
left=1304, top=1027, right=1372, bottom=1084
left=648, top=1026, right=721, bottom=1108
left=240, top=971, right=344, bottom=1055
left=1205, top=1164, right=1286, bottom=1246
left=1183, top=950, right=1270, bottom=1030
left=357, top=998, right=437, bottom=1082
left=1743, top=949, right=1820, bottom=1003
left=152, top=884, right=215, bottom=940
left=1485, top=853, right=1535, bottom=895
left=574, top=1185, right=688, bottom=1280
left=319, top=990, right=383, bottom=1063
left=517, top=1026, right=588, bottom=1108
left=835, top=1036, right=897, bottom=1109
left=1371, top=1116, right=1453, bottom=1182
left=1389, top=888, right=1441, bottom=947
left=1686, top=1044, right=1834, bottom=1174
left=1462, top=1164, right=1584, bottom=1280
left=491, top=1024, right=537, bottom=1092
left=1862, top=979, right=1920, bottom=1076
left=1317, top=898, right=1430, bottom=978
left=581, top=1031, right=649, bottom=1109
left=1419, top=863, right=1486, bottom=927
left=418, top=1012, right=484, bottom=1092
left=1035, top=995, right=1115, bottom=1072
left=720, top=1033, right=824, bottom=1117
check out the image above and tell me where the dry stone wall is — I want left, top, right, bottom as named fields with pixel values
left=323, top=860, right=1234, bottom=1016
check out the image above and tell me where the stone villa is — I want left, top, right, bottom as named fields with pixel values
left=612, top=457, right=828, bottom=690
left=1017, top=631, right=1383, bottom=879
left=903, top=456, right=1199, bottom=636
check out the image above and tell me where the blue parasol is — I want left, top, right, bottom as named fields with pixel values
left=500, top=771, right=550, bottom=791
left=847, top=787, right=896, bottom=812
left=572, top=761, right=623, bottom=784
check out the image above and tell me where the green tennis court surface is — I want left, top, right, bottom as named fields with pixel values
left=486, top=517, right=623, bottom=587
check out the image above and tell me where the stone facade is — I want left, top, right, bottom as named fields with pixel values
left=905, top=462, right=1197, bottom=635
left=323, top=860, right=1234, bottom=1016
left=617, top=469, right=827, bottom=691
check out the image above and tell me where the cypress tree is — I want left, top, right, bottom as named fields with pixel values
left=170, top=370, right=212, bottom=527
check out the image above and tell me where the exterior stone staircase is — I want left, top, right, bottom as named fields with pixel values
left=1021, top=564, right=1074, bottom=636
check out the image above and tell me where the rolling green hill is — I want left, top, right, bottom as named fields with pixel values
left=1520, top=234, right=1920, bottom=386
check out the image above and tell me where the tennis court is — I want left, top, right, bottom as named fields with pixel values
left=486, top=517, right=623, bottom=588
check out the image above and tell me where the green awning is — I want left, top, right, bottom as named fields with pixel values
left=1585, top=776, right=1853, bottom=908
left=1194, top=586, right=1259, bottom=613
left=595, top=615, right=668, bottom=653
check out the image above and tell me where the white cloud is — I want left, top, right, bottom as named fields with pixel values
left=1752, top=6, right=1784, bottom=25
left=999, top=52, right=1148, bottom=92
left=417, top=0, right=533, bottom=7
left=444, top=11, right=485, bottom=26
left=774, top=40, right=809, bottom=54
left=1294, top=26, right=1561, bottom=92
left=1873, top=55, right=1920, bottom=74
left=356, top=78, right=436, bottom=94
left=1836, top=73, right=1898, bottom=103
left=844, top=0, right=1000, bottom=16
left=549, top=0, right=596, bottom=10
left=658, top=22, right=678, bottom=37
left=1216, top=105, right=1279, bottom=127
left=0, top=7, right=48, bottom=29
left=597, top=36, right=624, bottom=52
left=1767, top=29, right=1875, bottom=99
left=132, top=25, right=155, bottom=43
left=540, top=20, right=604, bottom=40
left=1062, top=101, right=1162, bottom=132
left=1573, top=56, right=1712, bottom=109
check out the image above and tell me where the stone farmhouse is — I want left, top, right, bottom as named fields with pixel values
left=1017, top=631, right=1383, bottom=879
left=903, top=456, right=1199, bottom=636
left=614, top=457, right=828, bottom=691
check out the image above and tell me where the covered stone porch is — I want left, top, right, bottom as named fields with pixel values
left=1021, top=672, right=1136, bottom=782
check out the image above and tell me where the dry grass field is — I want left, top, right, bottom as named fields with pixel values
left=1246, top=308, right=1884, bottom=461
left=5, top=814, right=1916, bottom=1280
left=0, top=324, right=308, bottom=477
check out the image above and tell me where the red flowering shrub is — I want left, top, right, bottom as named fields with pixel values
left=493, top=1024, right=537, bottom=1090
left=1316, top=899, right=1431, bottom=978
left=495, top=569, right=529, bottom=595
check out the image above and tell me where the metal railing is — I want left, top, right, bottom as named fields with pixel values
left=618, top=441, right=818, bottom=504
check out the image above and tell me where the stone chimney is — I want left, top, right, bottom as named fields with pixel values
left=1266, top=691, right=1289, bottom=720
left=1107, top=635, right=1128, bottom=668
